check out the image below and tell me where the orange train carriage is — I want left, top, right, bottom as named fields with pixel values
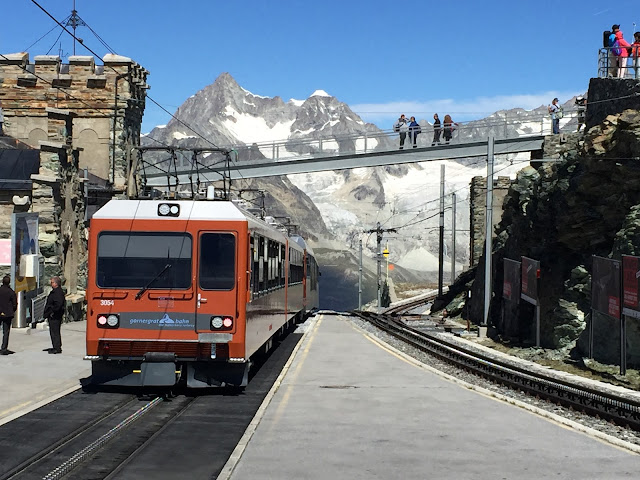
left=84, top=199, right=319, bottom=388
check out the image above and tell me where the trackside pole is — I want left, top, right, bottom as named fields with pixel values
left=451, top=192, right=456, bottom=284
left=358, top=238, right=363, bottom=310
left=484, top=136, right=495, bottom=326
left=438, top=164, right=445, bottom=297
left=536, top=302, right=540, bottom=347
left=620, top=316, right=626, bottom=375
left=376, top=222, right=382, bottom=311
left=588, top=308, right=594, bottom=358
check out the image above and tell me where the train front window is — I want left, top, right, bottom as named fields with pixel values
left=97, top=232, right=192, bottom=289
left=199, top=233, right=236, bottom=290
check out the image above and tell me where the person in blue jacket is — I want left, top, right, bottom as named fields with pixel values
left=408, top=116, right=421, bottom=148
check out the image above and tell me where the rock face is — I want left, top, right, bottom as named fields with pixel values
left=461, top=91, right=640, bottom=366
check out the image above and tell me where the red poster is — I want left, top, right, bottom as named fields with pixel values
left=609, top=295, right=620, bottom=318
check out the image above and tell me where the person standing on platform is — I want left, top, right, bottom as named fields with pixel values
left=613, top=25, right=631, bottom=78
left=431, top=113, right=442, bottom=146
left=443, top=115, right=458, bottom=144
left=43, top=276, right=64, bottom=354
left=0, top=275, right=17, bottom=355
left=548, top=98, right=561, bottom=134
left=408, top=116, right=421, bottom=148
left=393, top=114, right=409, bottom=149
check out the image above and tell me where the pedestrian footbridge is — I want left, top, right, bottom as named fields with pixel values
left=139, top=114, right=567, bottom=187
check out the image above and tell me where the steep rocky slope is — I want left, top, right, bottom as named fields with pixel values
left=437, top=80, right=640, bottom=367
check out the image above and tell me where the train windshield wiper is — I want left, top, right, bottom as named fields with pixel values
left=135, top=264, right=172, bottom=300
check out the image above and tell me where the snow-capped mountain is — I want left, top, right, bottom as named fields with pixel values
left=144, top=73, right=561, bottom=304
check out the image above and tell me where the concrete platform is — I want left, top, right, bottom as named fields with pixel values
left=222, top=313, right=640, bottom=479
left=0, top=321, right=88, bottom=426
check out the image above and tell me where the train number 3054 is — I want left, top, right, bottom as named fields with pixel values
left=100, top=299, right=115, bottom=306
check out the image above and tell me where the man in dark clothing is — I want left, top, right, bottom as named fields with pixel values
left=0, top=275, right=17, bottom=355
left=43, top=276, right=64, bottom=354
left=431, top=113, right=442, bottom=146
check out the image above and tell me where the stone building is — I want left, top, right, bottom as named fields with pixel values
left=0, top=52, right=148, bottom=304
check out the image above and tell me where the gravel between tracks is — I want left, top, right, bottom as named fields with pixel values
left=350, top=316, right=640, bottom=449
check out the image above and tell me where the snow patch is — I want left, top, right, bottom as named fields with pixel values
left=241, top=86, right=269, bottom=99
left=396, top=247, right=440, bottom=271
left=172, top=131, right=197, bottom=140
left=289, top=98, right=304, bottom=107
left=310, top=90, right=331, bottom=98
left=221, top=108, right=294, bottom=146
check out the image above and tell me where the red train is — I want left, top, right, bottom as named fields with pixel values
left=84, top=199, right=319, bottom=388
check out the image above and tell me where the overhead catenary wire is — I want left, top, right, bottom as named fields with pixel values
left=27, top=0, right=251, bottom=195
left=28, top=0, right=221, bottom=152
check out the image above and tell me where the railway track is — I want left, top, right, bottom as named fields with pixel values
left=0, top=326, right=304, bottom=480
left=352, top=309, right=640, bottom=432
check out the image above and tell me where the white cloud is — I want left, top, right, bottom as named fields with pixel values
left=351, top=90, right=585, bottom=126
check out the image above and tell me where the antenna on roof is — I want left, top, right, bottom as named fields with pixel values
left=65, top=0, right=86, bottom=55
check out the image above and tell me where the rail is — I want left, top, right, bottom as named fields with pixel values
left=597, top=47, right=640, bottom=79
left=353, top=310, right=640, bottom=431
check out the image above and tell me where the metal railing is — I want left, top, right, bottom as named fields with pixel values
left=140, top=110, right=583, bottom=183
left=598, top=47, right=640, bottom=79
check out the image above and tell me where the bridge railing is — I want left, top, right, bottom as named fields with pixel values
left=597, top=47, right=640, bottom=79
left=141, top=110, right=583, bottom=180
left=219, top=110, right=581, bottom=163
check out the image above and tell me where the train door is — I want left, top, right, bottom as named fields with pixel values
left=195, top=231, right=238, bottom=333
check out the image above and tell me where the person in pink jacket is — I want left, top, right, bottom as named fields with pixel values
left=613, top=27, right=631, bottom=78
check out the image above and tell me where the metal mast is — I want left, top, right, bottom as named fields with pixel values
left=65, top=1, right=86, bottom=55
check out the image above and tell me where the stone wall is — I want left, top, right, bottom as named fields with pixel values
left=0, top=52, right=148, bottom=189
left=469, top=176, right=513, bottom=267
left=585, top=77, right=640, bottom=129
left=0, top=52, right=148, bottom=313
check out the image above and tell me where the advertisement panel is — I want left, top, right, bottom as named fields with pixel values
left=592, top=255, right=621, bottom=320
left=10, top=213, right=39, bottom=293
left=521, top=256, right=540, bottom=305
left=0, top=239, right=11, bottom=266
left=622, top=255, right=640, bottom=319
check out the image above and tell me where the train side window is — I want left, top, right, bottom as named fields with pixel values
left=250, top=236, right=255, bottom=297
left=258, top=236, right=265, bottom=294
left=199, top=233, right=236, bottom=290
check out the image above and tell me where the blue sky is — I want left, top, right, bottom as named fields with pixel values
left=2, top=0, right=638, bottom=133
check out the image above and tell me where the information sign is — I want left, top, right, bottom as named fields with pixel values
left=622, top=255, right=640, bottom=319
left=592, top=255, right=621, bottom=320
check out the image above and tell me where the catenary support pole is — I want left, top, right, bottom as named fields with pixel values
left=451, top=192, right=456, bottom=284
left=358, top=238, right=363, bottom=310
left=376, top=222, right=382, bottom=310
left=621, top=315, right=627, bottom=375
left=484, top=136, right=495, bottom=325
left=438, top=164, right=445, bottom=297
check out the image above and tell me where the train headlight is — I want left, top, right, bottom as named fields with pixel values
left=107, top=314, right=120, bottom=327
left=210, top=315, right=233, bottom=330
left=211, top=316, right=223, bottom=329
left=98, top=314, right=120, bottom=329
left=158, top=203, right=180, bottom=217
